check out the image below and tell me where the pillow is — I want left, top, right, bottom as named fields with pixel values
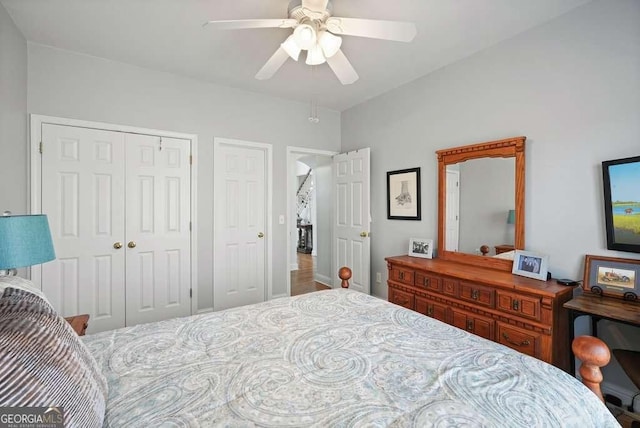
left=0, top=288, right=107, bottom=428
left=0, top=276, right=52, bottom=307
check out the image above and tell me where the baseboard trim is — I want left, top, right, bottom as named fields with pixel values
left=314, top=273, right=332, bottom=287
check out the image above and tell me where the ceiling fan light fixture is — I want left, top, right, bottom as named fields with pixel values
left=293, top=23, right=317, bottom=50
left=305, top=43, right=326, bottom=65
left=281, top=35, right=301, bottom=61
left=318, top=31, right=342, bottom=58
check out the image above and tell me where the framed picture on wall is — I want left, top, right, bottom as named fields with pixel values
left=387, top=167, right=421, bottom=220
left=511, top=250, right=549, bottom=281
left=602, top=155, right=640, bottom=254
left=582, top=254, right=640, bottom=301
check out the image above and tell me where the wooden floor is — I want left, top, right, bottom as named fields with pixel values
left=291, top=253, right=331, bottom=296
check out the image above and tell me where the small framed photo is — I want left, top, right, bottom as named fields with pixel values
left=409, top=238, right=433, bottom=259
left=583, top=254, right=640, bottom=301
left=511, top=250, right=549, bottom=281
left=387, top=167, right=421, bottom=220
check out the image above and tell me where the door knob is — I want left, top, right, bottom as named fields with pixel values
left=360, top=231, right=368, bottom=238
left=258, top=232, right=264, bottom=238
left=128, top=241, right=137, bottom=248
left=113, top=242, right=123, bottom=249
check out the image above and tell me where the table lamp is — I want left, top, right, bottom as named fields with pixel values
left=507, top=209, right=516, bottom=225
left=0, top=212, right=56, bottom=276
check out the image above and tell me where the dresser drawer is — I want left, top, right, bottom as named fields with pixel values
left=496, top=291, right=541, bottom=321
left=459, top=282, right=494, bottom=308
left=451, top=308, right=494, bottom=340
left=391, top=267, right=415, bottom=286
left=415, top=272, right=441, bottom=292
left=389, top=287, right=414, bottom=310
left=442, top=278, right=458, bottom=296
left=497, top=322, right=541, bottom=358
left=415, top=295, right=448, bottom=323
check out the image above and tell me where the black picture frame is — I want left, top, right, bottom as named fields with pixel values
left=387, top=167, right=421, bottom=220
left=602, top=155, right=640, bottom=254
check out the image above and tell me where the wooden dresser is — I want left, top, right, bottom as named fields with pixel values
left=386, top=255, right=575, bottom=371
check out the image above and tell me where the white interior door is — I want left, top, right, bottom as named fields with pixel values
left=446, top=169, right=460, bottom=252
left=124, top=134, right=192, bottom=326
left=332, top=149, right=370, bottom=294
left=40, top=124, right=127, bottom=332
left=214, top=139, right=269, bottom=311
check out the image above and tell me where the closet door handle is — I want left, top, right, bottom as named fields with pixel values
left=113, top=242, right=123, bottom=249
left=128, top=241, right=137, bottom=249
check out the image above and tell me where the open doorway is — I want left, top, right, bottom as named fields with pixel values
left=286, top=147, right=337, bottom=296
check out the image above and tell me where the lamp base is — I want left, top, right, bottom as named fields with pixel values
left=0, top=269, right=17, bottom=276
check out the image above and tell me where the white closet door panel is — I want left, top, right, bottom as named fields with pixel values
left=41, top=124, right=126, bottom=333
left=214, top=143, right=266, bottom=311
left=125, top=134, right=191, bottom=326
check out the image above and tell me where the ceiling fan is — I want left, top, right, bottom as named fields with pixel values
left=204, top=0, right=417, bottom=85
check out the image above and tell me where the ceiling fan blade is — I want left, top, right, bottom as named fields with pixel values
left=326, top=17, right=417, bottom=42
left=301, top=0, right=329, bottom=12
left=326, top=50, right=359, bottom=85
left=255, top=47, right=291, bottom=80
left=203, top=19, right=297, bottom=30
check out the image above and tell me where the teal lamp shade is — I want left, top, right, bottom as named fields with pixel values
left=507, top=210, right=516, bottom=225
left=0, top=215, right=56, bottom=270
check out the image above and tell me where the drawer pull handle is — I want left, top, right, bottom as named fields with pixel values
left=502, top=332, right=530, bottom=347
left=466, top=320, right=474, bottom=331
left=471, top=289, right=479, bottom=300
left=423, top=278, right=429, bottom=286
left=427, top=306, right=433, bottom=316
left=399, top=272, right=404, bottom=280
left=512, top=300, right=520, bottom=311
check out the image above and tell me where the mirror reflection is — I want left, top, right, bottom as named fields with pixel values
left=445, top=157, right=514, bottom=256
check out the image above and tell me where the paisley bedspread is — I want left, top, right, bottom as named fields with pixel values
left=82, top=289, right=619, bottom=427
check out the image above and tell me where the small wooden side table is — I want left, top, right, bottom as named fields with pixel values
left=64, top=314, right=90, bottom=336
left=564, top=294, right=640, bottom=375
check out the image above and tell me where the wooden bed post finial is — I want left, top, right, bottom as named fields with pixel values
left=572, top=335, right=611, bottom=402
left=338, top=267, right=352, bottom=288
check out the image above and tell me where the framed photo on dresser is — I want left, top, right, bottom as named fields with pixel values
left=409, top=238, right=433, bottom=259
left=511, top=250, right=549, bottom=281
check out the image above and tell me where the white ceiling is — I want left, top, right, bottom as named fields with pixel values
left=1, top=0, right=591, bottom=111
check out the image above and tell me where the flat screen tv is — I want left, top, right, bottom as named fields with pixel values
left=602, top=155, right=640, bottom=254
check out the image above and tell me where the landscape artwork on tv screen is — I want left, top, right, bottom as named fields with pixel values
left=602, top=155, right=640, bottom=253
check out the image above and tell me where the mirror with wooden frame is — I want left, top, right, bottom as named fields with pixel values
left=436, top=136, right=526, bottom=272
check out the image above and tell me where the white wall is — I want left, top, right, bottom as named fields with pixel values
left=0, top=3, right=27, bottom=214
left=341, top=0, right=640, bottom=395
left=27, top=43, right=341, bottom=310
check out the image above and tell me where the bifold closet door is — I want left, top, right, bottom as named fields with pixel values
left=40, top=124, right=192, bottom=333
left=41, top=124, right=127, bottom=333
left=124, top=134, right=191, bottom=326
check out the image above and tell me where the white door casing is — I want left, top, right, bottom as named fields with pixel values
left=446, top=169, right=460, bottom=252
left=213, top=138, right=272, bottom=311
left=124, top=134, right=192, bottom=326
left=31, top=115, right=198, bottom=333
left=40, top=123, right=127, bottom=332
left=332, top=148, right=371, bottom=294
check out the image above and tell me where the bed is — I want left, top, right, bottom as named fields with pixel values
left=0, top=272, right=620, bottom=427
